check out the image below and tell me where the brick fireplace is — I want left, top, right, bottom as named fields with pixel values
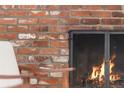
left=0, top=5, right=124, bottom=88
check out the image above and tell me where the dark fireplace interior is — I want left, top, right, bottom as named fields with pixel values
left=69, top=30, right=124, bottom=88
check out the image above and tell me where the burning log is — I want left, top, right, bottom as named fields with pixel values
left=88, top=53, right=120, bottom=84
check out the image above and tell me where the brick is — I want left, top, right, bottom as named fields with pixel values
left=71, top=5, right=103, bottom=10
left=6, top=10, right=28, bottom=16
left=59, top=18, right=80, bottom=25
left=58, top=26, right=69, bottom=32
left=17, top=56, right=49, bottom=63
left=18, top=18, right=38, bottom=24
left=50, top=72, right=63, bottom=77
left=39, top=48, right=59, bottom=55
left=122, top=19, right=124, bottom=24
left=32, top=56, right=49, bottom=63
left=29, top=25, right=40, bottom=32
left=81, top=19, right=100, bottom=25
left=30, top=78, right=38, bottom=84
left=30, top=10, right=68, bottom=17
left=71, top=11, right=111, bottom=17
left=60, top=48, right=69, bottom=55
left=18, top=5, right=37, bottom=9
left=0, top=5, right=17, bottom=9
left=17, top=48, right=39, bottom=55
left=39, top=78, right=58, bottom=85
left=38, top=34, right=60, bottom=40
left=50, top=41, right=68, bottom=48
left=112, top=12, right=124, bottom=17
left=49, top=26, right=58, bottom=32
left=101, top=19, right=122, bottom=25
left=38, top=81, right=50, bottom=85
left=43, top=5, right=59, bottom=10
left=81, top=5, right=103, bottom=10
left=49, top=23, right=69, bottom=32
left=32, top=41, right=49, bottom=47
left=0, top=26, right=7, bottom=32
left=12, top=40, right=32, bottom=47
left=29, top=25, right=48, bottom=32
left=69, top=25, right=98, bottom=30
left=70, top=5, right=83, bottom=10
left=0, top=10, right=6, bottom=16
left=91, top=11, right=111, bottom=17
left=103, top=5, right=121, bottom=10
left=59, top=6, right=72, bottom=10
left=113, top=26, right=124, bottom=30
left=49, top=11, right=69, bottom=17
left=29, top=11, right=48, bottom=16
left=52, top=56, right=69, bottom=63
left=39, top=18, right=58, bottom=25
left=48, top=11, right=61, bottom=16
left=8, top=25, right=28, bottom=32
left=18, top=33, right=37, bottom=40
left=98, top=26, right=113, bottom=30
left=0, top=18, right=17, bottom=24
left=59, top=34, right=68, bottom=40
left=71, top=11, right=90, bottom=17
left=40, top=26, right=48, bottom=32
left=0, top=33, right=17, bottom=40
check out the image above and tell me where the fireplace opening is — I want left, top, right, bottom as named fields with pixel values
left=69, top=30, right=124, bottom=88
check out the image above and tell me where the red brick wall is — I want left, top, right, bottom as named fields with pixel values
left=0, top=5, right=124, bottom=87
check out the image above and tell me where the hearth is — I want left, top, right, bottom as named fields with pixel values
left=69, top=30, right=124, bottom=88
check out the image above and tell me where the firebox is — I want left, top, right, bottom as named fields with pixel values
left=69, top=30, right=124, bottom=88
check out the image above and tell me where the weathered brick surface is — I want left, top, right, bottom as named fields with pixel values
left=0, top=26, right=7, bottom=32
left=0, top=33, right=17, bottom=40
left=6, top=10, right=28, bottom=16
left=112, top=12, right=124, bottom=17
left=17, top=47, right=39, bottom=55
left=71, top=11, right=111, bottom=17
left=101, top=19, right=122, bottom=25
left=18, top=33, right=37, bottom=40
left=18, top=18, right=38, bottom=25
left=103, top=5, right=121, bottom=10
left=81, top=19, right=100, bottom=25
left=38, top=33, right=60, bottom=40
left=18, top=5, right=38, bottom=9
left=39, top=48, right=59, bottom=55
left=0, top=5, right=123, bottom=88
left=32, top=40, right=49, bottom=47
left=39, top=18, right=58, bottom=25
left=59, top=18, right=80, bottom=25
left=0, top=5, right=17, bottom=9
left=50, top=41, right=68, bottom=48
left=8, top=25, right=28, bottom=32
left=0, top=18, right=17, bottom=24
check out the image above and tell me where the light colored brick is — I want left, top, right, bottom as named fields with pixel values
left=18, top=33, right=36, bottom=40
left=52, top=56, right=69, bottom=63
left=60, top=49, right=69, bottom=55
left=49, top=11, right=61, bottom=16
left=30, top=78, right=38, bottom=84
left=38, top=80, right=50, bottom=85
left=50, top=72, right=63, bottom=77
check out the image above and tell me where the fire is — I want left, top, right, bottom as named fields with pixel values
left=89, top=53, right=120, bottom=82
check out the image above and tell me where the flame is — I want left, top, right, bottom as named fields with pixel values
left=89, top=53, right=120, bottom=82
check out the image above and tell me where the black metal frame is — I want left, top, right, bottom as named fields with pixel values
left=68, top=30, right=124, bottom=88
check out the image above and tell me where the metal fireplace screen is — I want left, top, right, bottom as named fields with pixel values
left=69, top=30, right=124, bottom=88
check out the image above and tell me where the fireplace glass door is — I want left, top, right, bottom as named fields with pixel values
left=69, top=31, right=124, bottom=88
left=110, top=34, right=124, bottom=88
